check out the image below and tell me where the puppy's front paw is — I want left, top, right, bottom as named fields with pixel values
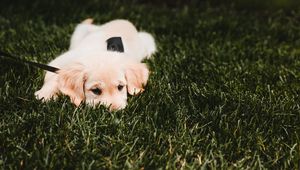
left=35, top=88, right=57, bottom=101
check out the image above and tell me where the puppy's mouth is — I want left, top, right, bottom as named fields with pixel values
left=84, top=99, right=125, bottom=111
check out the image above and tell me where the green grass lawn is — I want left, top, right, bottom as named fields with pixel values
left=1, top=0, right=300, bottom=169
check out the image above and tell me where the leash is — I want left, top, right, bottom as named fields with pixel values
left=0, top=50, right=60, bottom=73
left=0, top=36, right=124, bottom=73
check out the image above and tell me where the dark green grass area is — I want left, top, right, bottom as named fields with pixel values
left=1, top=0, right=300, bottom=169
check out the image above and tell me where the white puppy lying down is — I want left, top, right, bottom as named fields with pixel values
left=35, top=19, right=156, bottom=110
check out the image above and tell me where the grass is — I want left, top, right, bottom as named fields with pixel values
left=1, top=0, right=300, bottom=169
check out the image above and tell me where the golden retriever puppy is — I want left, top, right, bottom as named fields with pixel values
left=35, top=19, right=156, bottom=110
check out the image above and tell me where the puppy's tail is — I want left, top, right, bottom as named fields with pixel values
left=138, top=32, right=156, bottom=59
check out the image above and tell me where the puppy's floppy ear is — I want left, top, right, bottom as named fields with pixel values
left=57, top=63, right=87, bottom=106
left=125, top=63, right=149, bottom=95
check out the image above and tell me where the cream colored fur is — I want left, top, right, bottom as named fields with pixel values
left=35, top=19, right=156, bottom=110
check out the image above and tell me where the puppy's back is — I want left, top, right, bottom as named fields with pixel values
left=99, top=19, right=138, bottom=40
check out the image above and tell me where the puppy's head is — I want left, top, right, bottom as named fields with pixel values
left=57, top=61, right=149, bottom=110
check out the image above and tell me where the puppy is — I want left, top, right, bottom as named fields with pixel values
left=35, top=19, right=156, bottom=110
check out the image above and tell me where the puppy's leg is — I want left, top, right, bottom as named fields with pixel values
left=138, top=32, right=156, bottom=59
left=69, top=18, right=99, bottom=49
left=35, top=72, right=59, bottom=101
left=82, top=18, right=93, bottom=24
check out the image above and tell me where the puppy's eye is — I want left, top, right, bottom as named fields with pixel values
left=91, top=88, right=102, bottom=95
left=117, top=85, right=124, bottom=91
